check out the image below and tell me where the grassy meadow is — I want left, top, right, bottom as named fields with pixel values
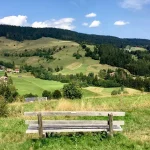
left=0, top=71, right=4, bottom=77
left=0, top=94, right=150, bottom=150
left=0, top=37, right=117, bottom=75
left=0, top=37, right=78, bottom=52
left=10, top=74, right=65, bottom=96
left=9, top=73, right=142, bottom=97
left=125, top=46, right=147, bottom=52
left=0, top=36, right=150, bottom=150
left=130, top=47, right=147, bottom=51
left=9, top=73, right=98, bottom=98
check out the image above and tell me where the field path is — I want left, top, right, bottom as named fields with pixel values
left=84, top=87, right=104, bottom=94
left=66, top=62, right=82, bottom=70
left=21, top=77, right=44, bottom=90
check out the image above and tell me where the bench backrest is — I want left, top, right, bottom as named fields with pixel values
left=24, top=111, right=125, bottom=116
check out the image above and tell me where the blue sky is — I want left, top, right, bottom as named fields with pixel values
left=0, top=0, right=150, bottom=39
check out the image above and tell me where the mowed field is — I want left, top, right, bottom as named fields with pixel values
left=9, top=73, right=142, bottom=98
left=9, top=73, right=98, bottom=97
left=10, top=74, right=65, bottom=96
left=0, top=94, right=150, bottom=149
left=0, top=71, right=4, bottom=77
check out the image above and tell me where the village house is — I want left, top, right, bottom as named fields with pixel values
left=7, top=68, right=13, bottom=73
left=13, top=69, right=20, bottom=73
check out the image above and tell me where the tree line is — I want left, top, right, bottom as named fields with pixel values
left=84, top=44, right=150, bottom=76
left=0, top=25, right=150, bottom=47
left=2, top=46, right=66, bottom=61
left=21, top=64, right=150, bottom=92
left=0, top=61, right=15, bottom=69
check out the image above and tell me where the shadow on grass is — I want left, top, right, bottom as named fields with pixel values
left=30, top=132, right=118, bottom=149
left=29, top=133, right=150, bottom=150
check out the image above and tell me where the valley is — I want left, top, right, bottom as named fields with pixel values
left=0, top=25, right=150, bottom=150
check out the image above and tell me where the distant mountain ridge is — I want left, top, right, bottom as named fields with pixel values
left=0, top=25, right=150, bottom=47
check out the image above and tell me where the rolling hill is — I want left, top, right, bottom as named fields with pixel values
left=0, top=37, right=117, bottom=75
left=0, top=25, right=150, bottom=47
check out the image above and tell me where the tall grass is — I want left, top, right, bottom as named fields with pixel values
left=0, top=94, right=150, bottom=149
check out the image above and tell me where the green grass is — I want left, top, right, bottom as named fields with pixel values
left=0, top=37, right=118, bottom=75
left=130, top=47, right=147, bottom=51
left=125, top=46, right=147, bottom=52
left=82, top=89, right=100, bottom=98
left=0, top=71, right=4, bottom=77
left=10, top=73, right=142, bottom=97
left=0, top=37, right=78, bottom=52
left=84, top=87, right=142, bottom=98
left=11, top=74, right=65, bottom=96
left=0, top=94, right=150, bottom=149
left=10, top=74, right=99, bottom=98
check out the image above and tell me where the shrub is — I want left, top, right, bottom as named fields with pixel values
left=24, top=93, right=38, bottom=98
left=0, top=96, right=8, bottom=117
left=52, top=90, right=62, bottom=99
left=0, top=83, right=18, bottom=102
left=42, top=90, right=52, bottom=99
left=111, top=90, right=118, bottom=95
left=121, top=85, right=124, bottom=92
left=63, top=83, right=82, bottom=99
left=123, top=90, right=129, bottom=94
left=117, top=89, right=122, bottom=94
left=73, top=52, right=82, bottom=59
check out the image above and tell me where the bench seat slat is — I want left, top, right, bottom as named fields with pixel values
left=27, top=125, right=121, bottom=130
left=26, top=125, right=122, bottom=133
left=24, top=111, right=125, bottom=116
left=25, top=120, right=124, bottom=126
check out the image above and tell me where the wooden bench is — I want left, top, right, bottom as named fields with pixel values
left=24, top=111, right=125, bottom=138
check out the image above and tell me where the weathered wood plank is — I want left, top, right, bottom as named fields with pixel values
left=37, top=113, right=43, bottom=138
left=26, top=126, right=122, bottom=134
left=24, top=111, right=125, bottom=116
left=108, top=113, right=113, bottom=137
left=27, top=125, right=121, bottom=130
left=25, top=120, right=124, bottom=126
left=28, top=124, right=120, bottom=128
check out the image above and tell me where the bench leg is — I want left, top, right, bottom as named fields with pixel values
left=108, top=113, right=113, bottom=137
left=37, top=113, right=43, bottom=138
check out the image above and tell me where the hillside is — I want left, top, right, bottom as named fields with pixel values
left=0, top=25, right=150, bottom=47
left=0, top=37, right=117, bottom=75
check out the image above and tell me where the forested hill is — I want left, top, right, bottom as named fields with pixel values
left=0, top=25, right=150, bottom=47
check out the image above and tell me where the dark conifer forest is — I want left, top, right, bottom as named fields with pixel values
left=0, top=25, right=150, bottom=47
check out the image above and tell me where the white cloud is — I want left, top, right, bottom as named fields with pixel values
left=32, top=18, right=75, bottom=30
left=0, top=15, right=75, bottom=30
left=114, top=20, right=130, bottom=26
left=85, top=13, right=96, bottom=18
left=89, top=20, right=101, bottom=27
left=82, top=22, right=88, bottom=26
left=121, top=0, right=150, bottom=10
left=0, top=15, right=27, bottom=26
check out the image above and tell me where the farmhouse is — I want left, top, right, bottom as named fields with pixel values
left=7, top=68, right=13, bottom=73
left=13, top=69, right=20, bottom=73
